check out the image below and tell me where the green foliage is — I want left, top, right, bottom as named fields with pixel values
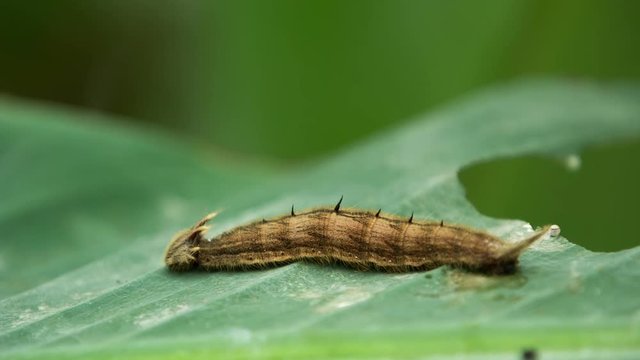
left=460, top=141, right=640, bottom=252
left=1, top=80, right=639, bottom=359
left=1, top=1, right=639, bottom=159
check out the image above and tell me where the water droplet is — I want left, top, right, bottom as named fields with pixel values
left=565, top=154, right=582, bottom=171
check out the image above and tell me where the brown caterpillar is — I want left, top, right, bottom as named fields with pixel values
left=165, top=198, right=550, bottom=275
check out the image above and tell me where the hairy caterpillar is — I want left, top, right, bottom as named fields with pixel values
left=165, top=198, right=551, bottom=275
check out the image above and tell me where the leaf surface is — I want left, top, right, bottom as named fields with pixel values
left=1, top=80, right=639, bottom=359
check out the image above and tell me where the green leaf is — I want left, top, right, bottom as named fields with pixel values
left=1, top=80, right=639, bottom=359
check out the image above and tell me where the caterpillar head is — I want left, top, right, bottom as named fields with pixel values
left=164, top=212, right=218, bottom=271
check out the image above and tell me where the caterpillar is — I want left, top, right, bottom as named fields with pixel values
left=164, top=197, right=551, bottom=275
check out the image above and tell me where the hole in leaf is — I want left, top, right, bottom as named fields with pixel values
left=459, top=139, right=640, bottom=252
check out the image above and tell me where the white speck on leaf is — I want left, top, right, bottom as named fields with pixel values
left=134, top=304, right=190, bottom=328
left=315, top=288, right=372, bottom=314
left=225, top=328, right=253, bottom=344
left=565, top=154, right=582, bottom=171
left=161, top=196, right=188, bottom=220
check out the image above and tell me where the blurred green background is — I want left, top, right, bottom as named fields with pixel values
left=0, top=0, right=638, bottom=250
